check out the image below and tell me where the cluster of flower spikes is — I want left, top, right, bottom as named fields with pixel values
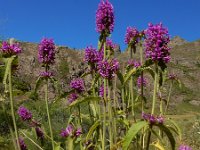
left=144, top=23, right=171, bottom=64
left=137, top=76, right=147, bottom=88
left=38, top=38, right=56, bottom=65
left=60, top=124, right=82, bottom=138
left=178, top=144, right=192, bottom=150
left=142, top=112, right=164, bottom=124
left=127, top=60, right=141, bottom=68
left=17, top=106, right=44, bottom=140
left=96, top=0, right=114, bottom=34
left=97, top=58, right=119, bottom=79
left=19, top=137, right=27, bottom=150
left=0, top=41, right=21, bottom=57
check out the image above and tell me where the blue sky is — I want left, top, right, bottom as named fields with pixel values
left=0, top=0, right=200, bottom=50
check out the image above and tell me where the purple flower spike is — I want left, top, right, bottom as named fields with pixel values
left=38, top=38, right=55, bottom=65
left=99, top=84, right=108, bottom=97
left=127, top=60, right=141, bottom=68
left=19, top=137, right=27, bottom=150
left=106, top=39, right=116, bottom=50
left=70, top=78, right=85, bottom=93
left=144, top=23, right=171, bottom=63
left=96, top=0, right=114, bottom=34
left=18, top=106, right=32, bottom=121
left=125, top=27, right=140, bottom=45
left=60, top=124, right=73, bottom=138
left=137, top=76, right=147, bottom=88
left=84, top=46, right=103, bottom=64
left=98, top=58, right=119, bottom=79
left=75, top=128, right=82, bottom=137
left=0, top=41, right=21, bottom=56
left=68, top=93, right=78, bottom=104
left=142, top=112, right=164, bottom=124
left=35, top=127, right=44, bottom=139
left=168, top=73, right=177, bottom=80
left=178, top=144, right=192, bottom=150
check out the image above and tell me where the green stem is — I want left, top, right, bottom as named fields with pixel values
left=164, top=81, right=173, bottom=114
left=9, top=67, right=20, bottom=150
left=2, top=102, right=18, bottom=150
left=108, top=82, right=113, bottom=148
left=140, top=42, right=144, bottom=113
left=45, top=79, right=54, bottom=150
left=102, top=39, right=106, bottom=150
left=146, top=126, right=152, bottom=150
left=67, top=137, right=74, bottom=150
left=151, top=64, right=158, bottom=115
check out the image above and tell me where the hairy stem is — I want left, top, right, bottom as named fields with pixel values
left=151, top=64, right=158, bottom=115
left=9, top=67, right=20, bottom=150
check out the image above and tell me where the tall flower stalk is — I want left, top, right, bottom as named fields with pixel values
left=1, top=40, right=22, bottom=150
left=38, top=38, right=55, bottom=150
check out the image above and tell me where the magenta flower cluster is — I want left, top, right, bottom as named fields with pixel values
left=127, top=60, right=141, bottom=68
left=60, top=125, right=82, bottom=138
left=137, top=76, right=147, bottom=88
left=142, top=112, right=164, bottom=124
left=97, top=58, right=119, bottom=79
left=144, top=23, right=171, bottom=63
left=124, top=27, right=140, bottom=45
left=96, top=0, right=114, bottom=34
left=18, top=106, right=32, bottom=121
left=70, top=78, right=85, bottom=93
left=168, top=73, right=177, bottom=80
left=178, top=145, right=192, bottom=150
left=35, top=127, right=44, bottom=140
left=19, top=137, right=27, bottom=150
left=38, top=38, right=56, bottom=65
left=0, top=41, right=21, bottom=56
left=68, top=93, right=78, bottom=104
left=39, top=71, right=53, bottom=78
left=84, top=46, right=103, bottom=64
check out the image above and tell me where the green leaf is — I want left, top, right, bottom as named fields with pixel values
left=69, top=96, right=101, bottom=107
left=151, top=141, right=166, bottom=150
left=155, top=124, right=176, bottom=150
left=123, top=121, right=148, bottom=150
left=86, top=120, right=100, bottom=141
left=123, top=68, right=137, bottom=85
left=167, top=119, right=182, bottom=141
left=91, top=74, right=100, bottom=89
left=143, top=67, right=155, bottom=79
left=116, top=71, right=124, bottom=84
left=3, top=56, right=15, bottom=86
left=34, top=76, right=44, bottom=93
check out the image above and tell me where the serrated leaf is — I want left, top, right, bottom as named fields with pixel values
left=143, top=67, right=155, bottom=79
left=155, top=124, right=176, bottom=150
left=86, top=120, right=100, bottom=141
left=123, top=121, right=148, bottom=150
left=69, top=96, right=101, bottom=107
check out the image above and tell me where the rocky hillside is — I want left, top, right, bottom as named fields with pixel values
left=7, top=37, right=200, bottom=106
